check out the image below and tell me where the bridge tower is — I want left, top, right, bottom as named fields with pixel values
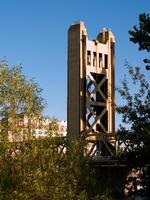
left=67, top=22, right=116, bottom=158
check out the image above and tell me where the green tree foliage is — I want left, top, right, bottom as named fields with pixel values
left=129, top=13, right=150, bottom=70
left=0, top=60, right=45, bottom=116
left=117, top=13, right=150, bottom=197
left=117, top=63, right=150, bottom=197
left=0, top=136, right=98, bottom=200
left=0, top=60, right=45, bottom=142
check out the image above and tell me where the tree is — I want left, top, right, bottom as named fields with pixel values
left=129, top=13, right=150, bottom=70
left=0, top=135, right=96, bottom=200
left=0, top=60, right=45, bottom=141
left=0, top=59, right=47, bottom=199
left=116, top=13, right=150, bottom=197
left=117, top=63, right=150, bottom=197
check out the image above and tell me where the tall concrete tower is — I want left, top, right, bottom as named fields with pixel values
left=67, top=22, right=116, bottom=157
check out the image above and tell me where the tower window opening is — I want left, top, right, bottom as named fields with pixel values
left=87, top=51, right=91, bottom=65
left=99, top=53, right=102, bottom=68
left=93, top=52, right=97, bottom=67
left=104, top=54, right=108, bottom=69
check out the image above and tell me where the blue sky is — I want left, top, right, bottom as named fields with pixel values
left=0, top=0, right=150, bottom=126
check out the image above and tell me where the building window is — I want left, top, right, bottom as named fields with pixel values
left=87, top=50, right=91, bottom=65
left=99, top=53, right=102, bottom=68
left=93, top=52, right=96, bottom=67
left=104, top=54, right=108, bottom=69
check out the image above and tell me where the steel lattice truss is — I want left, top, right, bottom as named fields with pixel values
left=84, top=72, right=117, bottom=159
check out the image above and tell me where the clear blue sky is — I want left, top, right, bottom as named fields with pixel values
left=0, top=0, right=150, bottom=126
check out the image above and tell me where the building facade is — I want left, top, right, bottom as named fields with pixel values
left=0, top=116, right=67, bottom=142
